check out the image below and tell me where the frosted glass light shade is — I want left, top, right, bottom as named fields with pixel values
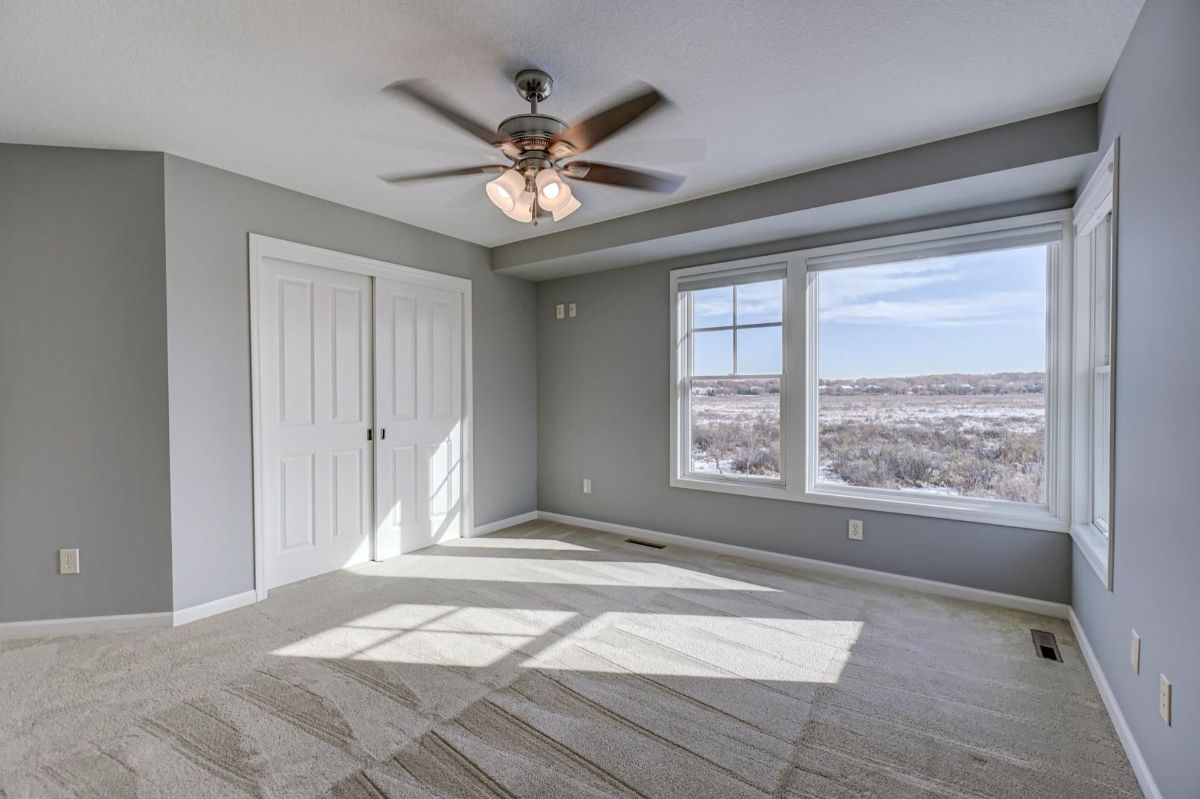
left=551, top=194, right=582, bottom=221
left=485, top=169, right=525, bottom=212
left=535, top=169, right=571, bottom=212
left=503, top=190, right=535, bottom=223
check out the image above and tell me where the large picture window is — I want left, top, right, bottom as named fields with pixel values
left=670, top=212, right=1073, bottom=531
left=813, top=246, right=1049, bottom=504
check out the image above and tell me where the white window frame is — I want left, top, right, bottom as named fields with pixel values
left=671, top=259, right=789, bottom=490
left=1071, top=141, right=1118, bottom=587
left=670, top=210, right=1074, bottom=533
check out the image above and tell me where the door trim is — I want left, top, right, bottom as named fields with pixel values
left=248, top=234, right=474, bottom=600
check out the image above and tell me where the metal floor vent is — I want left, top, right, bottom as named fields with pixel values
left=625, top=538, right=666, bottom=549
left=1031, top=630, right=1063, bottom=662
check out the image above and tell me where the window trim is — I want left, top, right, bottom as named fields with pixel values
left=1071, top=141, right=1118, bottom=588
left=670, top=210, right=1074, bottom=533
left=676, top=260, right=787, bottom=486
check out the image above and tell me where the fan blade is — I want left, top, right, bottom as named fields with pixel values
left=549, top=83, right=666, bottom=158
left=379, top=165, right=504, bottom=184
left=561, top=161, right=684, bottom=193
left=355, top=129, right=509, bottom=161
left=596, top=137, right=707, bottom=165
left=383, top=80, right=514, bottom=152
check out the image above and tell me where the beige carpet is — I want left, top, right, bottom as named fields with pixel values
left=0, top=520, right=1139, bottom=798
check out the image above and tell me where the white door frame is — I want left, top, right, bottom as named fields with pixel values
left=248, top=234, right=474, bottom=600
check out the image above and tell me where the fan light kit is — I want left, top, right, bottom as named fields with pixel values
left=379, top=69, right=684, bottom=225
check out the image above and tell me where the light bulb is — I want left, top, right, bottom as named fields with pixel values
left=551, top=194, right=582, bottom=222
left=485, top=169, right=525, bottom=212
left=503, top=190, right=535, bottom=223
left=535, top=168, right=572, bottom=212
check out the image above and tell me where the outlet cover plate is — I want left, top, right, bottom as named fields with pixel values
left=1160, top=675, right=1172, bottom=725
left=1130, top=630, right=1140, bottom=674
left=59, top=548, right=80, bottom=575
left=848, top=520, right=863, bottom=540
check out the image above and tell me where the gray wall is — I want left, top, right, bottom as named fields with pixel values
left=536, top=197, right=1075, bottom=604
left=1071, top=2, right=1200, bottom=796
left=163, top=156, right=537, bottom=611
left=0, top=145, right=172, bottom=623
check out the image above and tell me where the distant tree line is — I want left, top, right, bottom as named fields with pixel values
left=818, top=371, right=1045, bottom=396
left=690, top=378, right=781, bottom=397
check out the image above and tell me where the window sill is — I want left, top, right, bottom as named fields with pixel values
left=671, top=473, right=1069, bottom=533
left=671, top=475, right=788, bottom=501
left=805, top=485, right=1067, bottom=533
left=1070, top=522, right=1110, bottom=586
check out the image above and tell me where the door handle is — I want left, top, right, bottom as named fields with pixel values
left=380, top=428, right=386, bottom=440
left=367, top=428, right=372, bottom=441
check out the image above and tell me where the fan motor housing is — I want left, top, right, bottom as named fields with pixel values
left=498, top=114, right=566, bottom=153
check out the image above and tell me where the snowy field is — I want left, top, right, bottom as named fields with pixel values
left=690, top=391, right=1046, bottom=502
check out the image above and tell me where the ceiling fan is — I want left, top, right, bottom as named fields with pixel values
left=379, top=69, right=684, bottom=224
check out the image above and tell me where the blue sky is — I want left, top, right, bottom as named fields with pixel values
left=818, top=246, right=1047, bottom=379
left=690, top=246, right=1047, bottom=379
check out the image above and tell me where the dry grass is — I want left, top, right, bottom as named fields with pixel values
left=818, top=393, right=1045, bottom=502
left=689, top=386, right=1046, bottom=502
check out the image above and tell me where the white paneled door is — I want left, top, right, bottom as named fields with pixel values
left=258, top=258, right=374, bottom=589
left=254, top=241, right=468, bottom=593
left=373, top=278, right=464, bottom=558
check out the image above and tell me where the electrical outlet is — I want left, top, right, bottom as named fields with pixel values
left=58, top=548, right=80, bottom=575
left=1160, top=675, right=1172, bottom=725
left=583, top=478, right=592, bottom=495
left=555, top=303, right=565, bottom=319
left=1131, top=630, right=1141, bottom=674
left=848, top=519, right=863, bottom=540
left=568, top=303, right=577, bottom=318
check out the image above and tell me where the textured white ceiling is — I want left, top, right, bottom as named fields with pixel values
left=0, top=0, right=1141, bottom=247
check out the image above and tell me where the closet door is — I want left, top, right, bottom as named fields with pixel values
left=374, top=277, right=464, bottom=557
left=258, top=258, right=373, bottom=589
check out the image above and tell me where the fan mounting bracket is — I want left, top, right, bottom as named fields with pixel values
left=514, top=69, right=553, bottom=103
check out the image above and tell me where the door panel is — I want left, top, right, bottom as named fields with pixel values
left=375, top=278, right=464, bottom=557
left=331, top=449, right=364, bottom=539
left=279, top=454, right=315, bottom=550
left=377, top=443, right=416, bottom=559
left=429, top=298, right=453, bottom=419
left=330, top=286, right=366, bottom=423
left=390, top=295, right=417, bottom=421
left=278, top=278, right=315, bottom=426
left=259, top=258, right=373, bottom=589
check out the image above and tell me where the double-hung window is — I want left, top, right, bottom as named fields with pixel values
left=1071, top=142, right=1118, bottom=586
left=674, top=264, right=785, bottom=484
left=671, top=211, right=1074, bottom=531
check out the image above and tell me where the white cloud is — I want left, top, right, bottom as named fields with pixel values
left=820, top=291, right=1044, bottom=327
left=691, top=280, right=782, bottom=324
left=818, top=259, right=962, bottom=310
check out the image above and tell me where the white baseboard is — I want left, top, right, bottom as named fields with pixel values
left=534, top=511, right=1070, bottom=619
left=1069, top=608, right=1162, bottom=799
left=471, top=510, right=539, bottom=537
left=172, top=589, right=258, bottom=627
left=0, top=611, right=172, bottom=640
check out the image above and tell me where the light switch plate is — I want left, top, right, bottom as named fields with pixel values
left=1130, top=630, right=1140, bottom=674
left=555, top=304, right=565, bottom=319
left=1159, top=675, right=1172, bottom=725
left=583, top=478, right=592, bottom=495
left=59, top=548, right=80, bottom=575
left=848, top=520, right=863, bottom=540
